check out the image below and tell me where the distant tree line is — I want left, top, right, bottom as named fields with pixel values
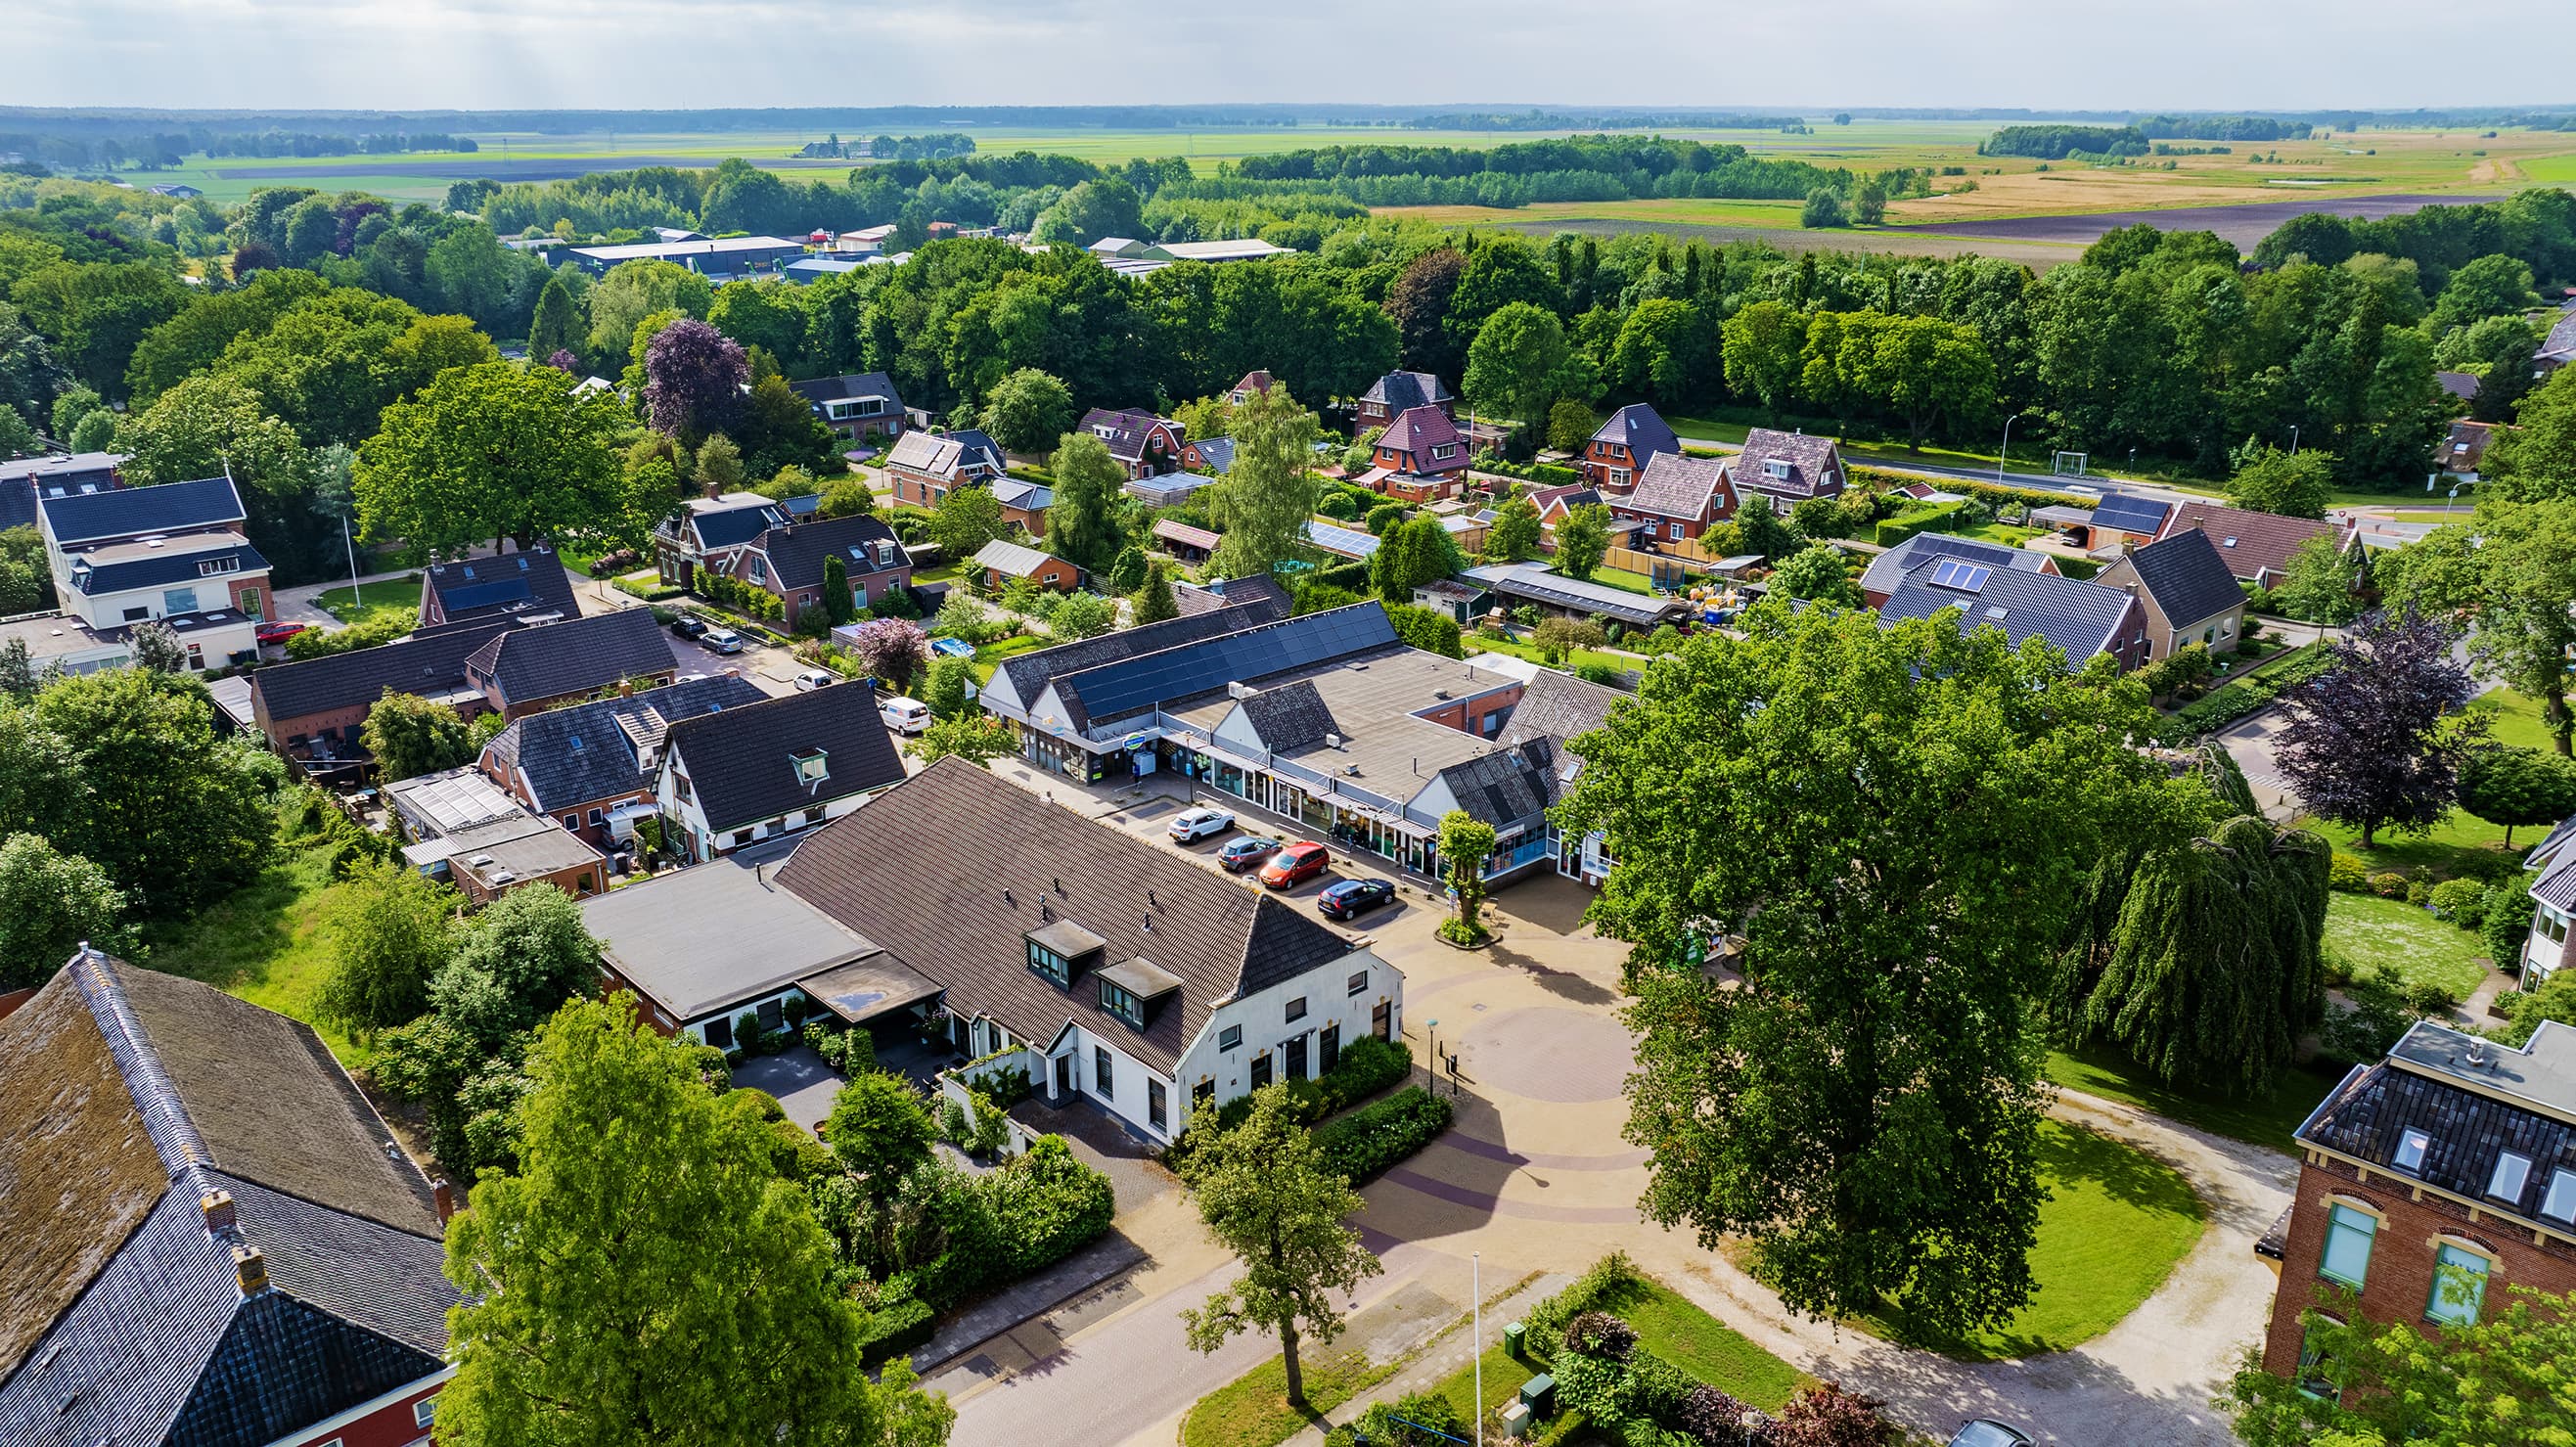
left=1402, top=111, right=1809, bottom=131
left=1979, top=125, right=2151, bottom=160
left=2135, top=114, right=2307, bottom=142
left=203, top=131, right=478, bottom=158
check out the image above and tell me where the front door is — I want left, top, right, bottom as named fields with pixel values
left=1286, top=1035, right=1308, bottom=1082
left=1372, top=1000, right=1391, bottom=1042
left=1054, top=1052, right=1074, bottom=1098
left=1320, top=1023, right=1341, bottom=1074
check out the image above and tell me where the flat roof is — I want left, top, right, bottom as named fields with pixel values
left=2391, top=1017, right=2576, bottom=1121
left=797, top=954, right=942, bottom=1024
left=568, top=235, right=802, bottom=262
left=581, top=839, right=878, bottom=1021
left=446, top=816, right=605, bottom=888
left=384, top=767, right=524, bottom=837
left=1167, top=645, right=1520, bottom=800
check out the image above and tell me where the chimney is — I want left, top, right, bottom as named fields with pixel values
left=703, top=477, right=724, bottom=501
left=232, top=1244, right=269, bottom=1297
left=431, top=1178, right=457, bottom=1223
left=618, top=679, right=635, bottom=698
left=200, top=1189, right=236, bottom=1234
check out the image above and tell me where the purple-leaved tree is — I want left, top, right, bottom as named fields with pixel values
left=2274, top=607, right=2486, bottom=848
left=643, top=318, right=746, bottom=442
left=847, top=618, right=929, bottom=694
left=545, top=348, right=580, bottom=374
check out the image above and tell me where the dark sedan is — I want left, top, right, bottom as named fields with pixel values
left=1218, top=837, right=1281, bottom=874
left=669, top=614, right=709, bottom=640
left=1317, top=878, right=1397, bottom=920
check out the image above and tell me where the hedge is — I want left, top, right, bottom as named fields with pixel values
left=1849, top=464, right=2097, bottom=511
left=612, top=575, right=685, bottom=602
left=1478, top=456, right=1581, bottom=487
left=1872, top=501, right=1966, bottom=547
left=854, top=1296, right=937, bottom=1369
left=1314, top=1086, right=1452, bottom=1185
left=1164, top=1039, right=1418, bottom=1171
left=2152, top=643, right=2330, bottom=743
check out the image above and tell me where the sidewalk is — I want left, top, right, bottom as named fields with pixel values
left=1282, top=1271, right=1572, bottom=1446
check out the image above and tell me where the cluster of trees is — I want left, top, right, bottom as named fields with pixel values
left=203, top=131, right=477, bottom=158
left=1215, top=135, right=1858, bottom=207
left=1979, top=125, right=2151, bottom=159
left=2136, top=115, right=2306, bottom=142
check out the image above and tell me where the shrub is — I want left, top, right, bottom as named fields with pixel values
left=2429, top=878, right=2489, bottom=926
left=1523, top=1252, right=1645, bottom=1361
left=2321, top=972, right=2422, bottom=1063
left=1775, top=1381, right=1900, bottom=1447
left=1564, top=1310, right=1637, bottom=1357
left=723, top=1048, right=745, bottom=1069
left=683, top=1041, right=732, bottom=1091
left=853, top=1293, right=937, bottom=1369
left=611, top=575, right=686, bottom=602
left=1325, top=1392, right=1471, bottom=1447
left=2327, top=852, right=2371, bottom=892
left=986, top=1135, right=1116, bottom=1275
left=938, top=1097, right=971, bottom=1146
left=2405, top=877, right=2433, bottom=907
left=2369, top=872, right=2409, bottom=899
left=2486, top=885, right=2537, bottom=971
left=1314, top=1086, right=1452, bottom=1185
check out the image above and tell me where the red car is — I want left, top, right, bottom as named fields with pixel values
left=1257, top=840, right=1329, bottom=890
left=254, top=621, right=308, bottom=647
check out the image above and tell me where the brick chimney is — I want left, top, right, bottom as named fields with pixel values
left=199, top=1188, right=236, bottom=1234
left=431, top=1178, right=457, bottom=1223
left=232, top=1244, right=268, bottom=1297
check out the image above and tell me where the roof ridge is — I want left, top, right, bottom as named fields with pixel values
left=69, top=951, right=214, bottom=1185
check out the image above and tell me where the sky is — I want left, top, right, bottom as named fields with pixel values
left=5, top=0, right=2568, bottom=113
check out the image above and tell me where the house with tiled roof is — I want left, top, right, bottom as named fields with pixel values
left=1181, top=435, right=1237, bottom=475
left=1496, top=668, right=1631, bottom=885
left=2436, top=420, right=2502, bottom=479
left=249, top=618, right=516, bottom=768
left=480, top=673, right=767, bottom=851
left=1604, top=451, right=1736, bottom=543
left=1354, top=371, right=1455, bottom=432
left=975, top=599, right=1288, bottom=783
left=773, top=756, right=1404, bottom=1142
left=2538, top=304, right=2576, bottom=377
left=2258, top=1018, right=2576, bottom=1386
left=882, top=428, right=1006, bottom=507
left=1078, top=407, right=1185, bottom=479
left=1367, top=405, right=1470, bottom=501
left=1877, top=552, right=2148, bottom=672
left=419, top=545, right=582, bottom=627
left=2151, top=501, right=2359, bottom=589
left=1726, top=430, right=1846, bottom=506
left=992, top=477, right=1055, bottom=536
left=2095, top=527, right=2246, bottom=661
left=31, top=474, right=269, bottom=675
left=655, top=681, right=908, bottom=863
left=724, top=513, right=916, bottom=620
left=1581, top=404, right=1682, bottom=489
left=1859, top=533, right=2056, bottom=610
left=2515, top=820, right=2576, bottom=988
left=0, top=951, right=456, bottom=1447
left=1227, top=370, right=1276, bottom=404
left=1171, top=572, right=1290, bottom=620
left=0, top=450, right=122, bottom=531
left=462, top=607, right=678, bottom=720
left=972, top=537, right=1079, bottom=593
left=788, top=371, right=906, bottom=442
left=653, top=491, right=791, bottom=591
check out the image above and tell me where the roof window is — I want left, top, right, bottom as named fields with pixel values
left=792, top=749, right=829, bottom=786
left=2393, top=1127, right=2430, bottom=1173
left=2490, top=1151, right=2533, bottom=1203
left=2542, top=1167, right=2576, bottom=1222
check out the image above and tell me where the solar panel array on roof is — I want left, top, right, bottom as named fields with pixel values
left=1928, top=560, right=1992, bottom=592
left=1059, top=604, right=1397, bottom=726
left=438, top=577, right=533, bottom=612
left=2089, top=493, right=2172, bottom=535
left=1304, top=520, right=1380, bottom=559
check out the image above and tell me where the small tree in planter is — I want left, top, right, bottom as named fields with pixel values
left=1437, top=810, right=1498, bottom=947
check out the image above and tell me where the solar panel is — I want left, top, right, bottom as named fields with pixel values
left=1060, top=605, right=1397, bottom=723
left=1304, top=521, right=1379, bottom=559
left=1927, top=560, right=1992, bottom=593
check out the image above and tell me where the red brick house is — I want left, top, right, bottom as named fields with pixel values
left=1581, top=404, right=1682, bottom=489
left=1228, top=370, right=1275, bottom=405
left=2258, top=1020, right=2576, bottom=1391
left=992, top=478, right=1054, bottom=536
left=1078, top=408, right=1185, bottom=480
left=1354, top=371, right=1455, bottom=433
left=481, top=674, right=769, bottom=851
left=1604, top=452, right=1736, bottom=543
left=727, top=514, right=916, bottom=619
left=1368, top=406, right=1470, bottom=502
left=972, top=538, right=1079, bottom=593
left=461, top=608, right=681, bottom=722
left=1727, top=429, right=1847, bottom=507
left=881, top=429, right=1006, bottom=508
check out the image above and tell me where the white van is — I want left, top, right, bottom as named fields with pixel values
left=881, top=697, right=932, bottom=736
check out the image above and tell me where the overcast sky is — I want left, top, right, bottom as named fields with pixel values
left=7, top=0, right=2566, bottom=113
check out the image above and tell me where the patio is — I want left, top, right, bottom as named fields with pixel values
left=732, top=1047, right=845, bottom=1134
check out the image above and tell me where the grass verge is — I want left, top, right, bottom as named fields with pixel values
left=1855, top=1120, right=2206, bottom=1360
left=139, top=834, right=375, bottom=1070
left=1462, top=629, right=1639, bottom=679
left=969, top=634, right=1043, bottom=685
left=312, top=575, right=422, bottom=628
left=1181, top=1346, right=1386, bottom=1447
left=2044, top=1045, right=2339, bottom=1156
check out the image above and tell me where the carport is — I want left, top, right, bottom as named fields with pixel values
left=798, top=953, right=944, bottom=1027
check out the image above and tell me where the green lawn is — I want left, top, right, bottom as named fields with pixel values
left=312, top=575, right=422, bottom=629
left=1180, top=1346, right=1385, bottom=1447
left=1859, top=1120, right=2206, bottom=1360
left=2044, top=1045, right=2339, bottom=1156
left=1574, top=565, right=1662, bottom=597
left=2324, top=891, right=2492, bottom=1002
left=969, top=634, right=1043, bottom=685
left=139, top=836, right=377, bottom=1071
left=1463, top=629, right=1639, bottom=679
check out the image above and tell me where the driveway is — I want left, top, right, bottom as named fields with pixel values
left=731, top=1047, right=844, bottom=1134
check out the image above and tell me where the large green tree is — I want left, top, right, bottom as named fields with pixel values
left=2383, top=506, right=2576, bottom=755
left=1463, top=300, right=1583, bottom=428
left=1556, top=604, right=2187, bottom=1335
left=2226, top=443, right=2336, bottom=520
left=2458, top=745, right=2576, bottom=847
left=1208, top=382, right=1326, bottom=578
left=317, top=856, right=456, bottom=1030
left=927, top=485, right=1008, bottom=567
left=1179, top=1087, right=1384, bottom=1408
left=437, top=997, right=954, bottom=1447
left=30, top=670, right=273, bottom=915
left=977, top=367, right=1075, bottom=455
left=357, top=360, right=635, bottom=557
left=0, top=833, right=133, bottom=990
left=823, top=1071, right=938, bottom=1266
left=1482, top=493, right=1541, bottom=563
left=1554, top=502, right=1610, bottom=582
left=361, top=691, right=475, bottom=783
left=2228, top=1285, right=2576, bottom=1447
left=1045, top=430, right=1128, bottom=571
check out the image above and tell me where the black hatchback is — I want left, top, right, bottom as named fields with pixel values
left=1317, top=878, right=1397, bottom=920
left=670, top=614, right=708, bottom=640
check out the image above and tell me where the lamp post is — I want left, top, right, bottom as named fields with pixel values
left=1472, top=1251, right=1483, bottom=1447
left=1996, top=413, right=2025, bottom=485
left=2289, top=425, right=2301, bottom=456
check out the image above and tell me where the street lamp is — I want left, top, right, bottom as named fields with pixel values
left=2289, top=425, right=2301, bottom=456
left=1472, top=1251, right=1483, bottom=1447
left=1996, top=413, right=2026, bottom=485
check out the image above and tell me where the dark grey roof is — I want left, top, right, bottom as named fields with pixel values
left=1361, top=371, right=1452, bottom=413
left=2118, top=528, right=2244, bottom=628
left=1458, top=564, right=1689, bottom=629
left=69, top=537, right=268, bottom=596
left=39, top=475, right=245, bottom=546
left=464, top=608, right=674, bottom=710
left=1237, top=680, right=1339, bottom=752
left=490, top=674, right=767, bottom=812
left=994, top=601, right=1280, bottom=714
left=950, top=429, right=1006, bottom=474
left=747, top=514, right=912, bottom=592
left=1190, top=436, right=1238, bottom=474
left=2535, top=851, right=2576, bottom=913
left=788, top=371, right=902, bottom=408
left=690, top=499, right=791, bottom=552
left=1859, top=533, right=2046, bottom=599
left=1053, top=603, right=1399, bottom=732
left=250, top=618, right=514, bottom=724
left=1498, top=669, right=1626, bottom=759
left=2088, top=491, right=2174, bottom=536
left=0, top=453, right=121, bottom=531
left=1176, top=572, right=1290, bottom=621
left=1079, top=407, right=1178, bottom=464
left=424, top=547, right=581, bottom=622
left=661, top=682, right=907, bottom=833
left=2540, top=307, right=2576, bottom=365
left=2303, top=1020, right=2576, bottom=1229
left=1877, top=556, right=2138, bottom=664
left=0, top=959, right=452, bottom=1447
left=776, top=757, right=1365, bottom=1073
left=1434, top=741, right=1555, bottom=830
left=1590, top=404, right=1681, bottom=461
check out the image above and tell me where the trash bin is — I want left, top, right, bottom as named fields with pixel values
left=1504, top=1321, right=1526, bottom=1358
left=1518, top=1374, right=1556, bottom=1418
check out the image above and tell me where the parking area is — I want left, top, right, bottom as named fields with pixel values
left=655, top=621, right=804, bottom=699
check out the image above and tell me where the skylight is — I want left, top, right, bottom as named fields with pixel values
left=2490, top=1151, right=2532, bottom=1202
left=2394, top=1127, right=2430, bottom=1173
left=793, top=749, right=830, bottom=786
left=2543, top=1168, right=2576, bottom=1222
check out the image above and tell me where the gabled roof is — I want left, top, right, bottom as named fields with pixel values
left=1235, top=679, right=1339, bottom=752
left=2541, top=307, right=2576, bottom=366
left=688, top=496, right=791, bottom=552
left=490, top=673, right=767, bottom=812
left=884, top=430, right=969, bottom=477
left=1527, top=482, right=1599, bottom=520
left=2436, top=370, right=2480, bottom=401
left=775, top=757, right=1367, bottom=1074
left=1079, top=408, right=1179, bottom=464
left=992, top=478, right=1054, bottom=513
left=787, top=371, right=901, bottom=407
left=251, top=617, right=516, bottom=724
left=1050, top=603, right=1400, bottom=733
left=1859, top=532, right=2048, bottom=600
left=2525, top=814, right=2576, bottom=876
left=989, top=601, right=1280, bottom=716
left=2535, top=849, right=2576, bottom=914
left=1361, top=371, right=1453, bottom=413
left=1590, top=403, right=1681, bottom=461
left=2440, top=420, right=2500, bottom=473
left=1498, top=668, right=1627, bottom=764
left=2087, top=491, right=2174, bottom=537
left=2154, top=502, right=2352, bottom=585
left=1877, top=556, right=2139, bottom=665
left=1379, top=405, right=1464, bottom=464
left=661, top=683, right=906, bottom=833
left=1728, top=430, right=1843, bottom=499
left=748, top=514, right=912, bottom=591
left=68, top=533, right=268, bottom=596
left=1230, top=370, right=1275, bottom=398
left=1154, top=519, right=1223, bottom=553
left=951, top=429, right=1007, bottom=474
left=1188, top=436, right=1238, bottom=475
left=0, top=452, right=121, bottom=530
left=464, top=608, right=674, bottom=710
left=0, top=956, right=451, bottom=1447
left=973, top=538, right=1059, bottom=578
left=1434, top=742, right=1555, bottom=829
left=2114, top=528, right=2247, bottom=628
left=424, top=546, right=581, bottom=623
left=40, top=475, right=245, bottom=547
left=1618, top=451, right=1733, bottom=522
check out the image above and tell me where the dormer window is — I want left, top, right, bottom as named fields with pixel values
left=1026, top=919, right=1107, bottom=991
left=2394, top=1127, right=2430, bottom=1173
left=1028, top=937, right=1071, bottom=987
left=1763, top=459, right=1791, bottom=480
left=1100, top=979, right=1145, bottom=1028
left=197, top=557, right=237, bottom=577
left=2489, top=1151, right=2533, bottom=1202
left=792, top=749, right=829, bottom=787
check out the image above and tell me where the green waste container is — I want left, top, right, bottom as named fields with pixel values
left=1518, top=1374, right=1556, bottom=1418
left=1504, top=1321, right=1525, bottom=1358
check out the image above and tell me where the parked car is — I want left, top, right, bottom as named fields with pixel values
left=1258, top=841, right=1330, bottom=889
left=1317, top=878, right=1396, bottom=920
left=929, top=636, right=975, bottom=658
left=702, top=627, right=745, bottom=655
left=1218, top=837, right=1281, bottom=873
left=1947, top=1423, right=2033, bottom=1447
left=792, top=667, right=837, bottom=692
left=1168, top=805, right=1236, bottom=843
left=670, top=614, right=709, bottom=640
left=880, top=697, right=932, bottom=735
left=254, top=621, right=307, bottom=647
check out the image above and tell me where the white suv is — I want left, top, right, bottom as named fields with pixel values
left=1168, top=805, right=1236, bottom=842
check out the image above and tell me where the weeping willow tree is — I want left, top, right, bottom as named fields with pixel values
left=2053, top=749, right=2332, bottom=1098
